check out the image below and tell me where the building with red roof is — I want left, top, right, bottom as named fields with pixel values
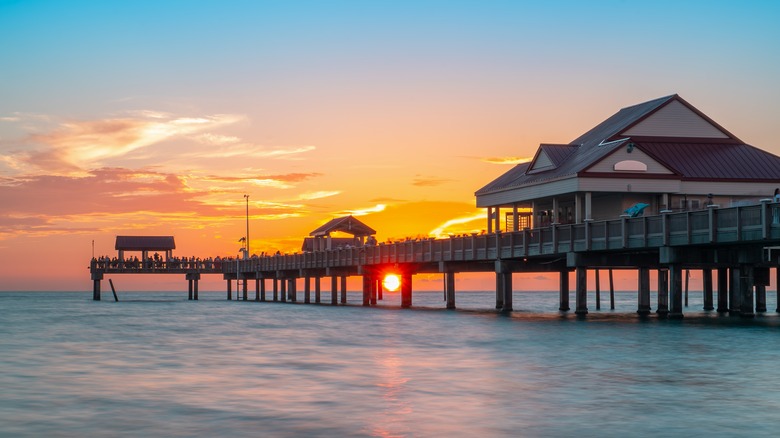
left=475, top=94, right=780, bottom=232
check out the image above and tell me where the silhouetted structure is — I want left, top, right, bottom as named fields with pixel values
left=303, top=215, right=377, bottom=251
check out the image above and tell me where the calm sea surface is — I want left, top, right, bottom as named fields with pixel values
left=2, top=290, right=780, bottom=437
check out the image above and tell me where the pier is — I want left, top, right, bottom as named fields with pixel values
left=90, top=201, right=780, bottom=318
left=89, top=94, right=780, bottom=317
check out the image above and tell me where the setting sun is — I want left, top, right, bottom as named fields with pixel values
left=382, top=274, right=401, bottom=292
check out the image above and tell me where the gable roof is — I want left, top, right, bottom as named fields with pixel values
left=476, top=94, right=777, bottom=197
left=309, top=215, right=376, bottom=237
left=528, top=144, right=578, bottom=172
left=570, top=95, right=676, bottom=148
left=115, top=236, right=176, bottom=251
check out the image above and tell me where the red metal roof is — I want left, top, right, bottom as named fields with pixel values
left=636, top=142, right=780, bottom=180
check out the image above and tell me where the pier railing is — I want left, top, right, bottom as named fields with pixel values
left=90, top=202, right=779, bottom=276
left=225, top=201, right=780, bottom=274
left=90, top=258, right=224, bottom=274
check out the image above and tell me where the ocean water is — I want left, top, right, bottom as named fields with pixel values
left=2, top=290, right=780, bottom=437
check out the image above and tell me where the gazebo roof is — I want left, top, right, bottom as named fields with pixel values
left=309, top=216, right=376, bottom=237
left=115, top=236, right=176, bottom=251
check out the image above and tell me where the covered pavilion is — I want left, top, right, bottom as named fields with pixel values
left=115, top=235, right=176, bottom=262
left=302, top=216, right=377, bottom=251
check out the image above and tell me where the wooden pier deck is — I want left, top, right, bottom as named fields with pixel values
left=91, top=201, right=780, bottom=317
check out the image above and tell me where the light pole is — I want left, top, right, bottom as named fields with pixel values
left=243, top=194, right=250, bottom=259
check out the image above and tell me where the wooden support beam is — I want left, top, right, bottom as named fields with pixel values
left=637, top=267, right=651, bottom=315
left=609, top=269, right=615, bottom=310
left=575, top=267, right=588, bottom=315
left=702, top=269, right=714, bottom=310
left=401, top=272, right=412, bottom=308
left=289, top=278, right=297, bottom=302
left=370, top=275, right=378, bottom=306
left=669, top=265, right=684, bottom=318
left=501, top=272, right=513, bottom=312
left=559, top=270, right=570, bottom=311
left=739, top=265, right=755, bottom=318
left=362, top=275, right=370, bottom=306
left=729, top=267, right=741, bottom=314
left=595, top=269, right=601, bottom=310
left=755, top=284, right=767, bottom=313
left=495, top=270, right=503, bottom=310
left=656, top=269, right=669, bottom=316
left=446, top=271, right=456, bottom=310
left=717, top=268, right=728, bottom=312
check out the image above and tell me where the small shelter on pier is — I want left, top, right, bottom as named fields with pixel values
left=115, top=235, right=175, bottom=261
left=302, top=216, right=377, bottom=251
left=476, top=94, right=780, bottom=232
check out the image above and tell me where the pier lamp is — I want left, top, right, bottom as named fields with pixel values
left=243, top=194, right=250, bottom=259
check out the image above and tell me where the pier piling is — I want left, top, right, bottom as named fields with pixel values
left=717, top=268, right=729, bottom=312
left=445, top=271, right=456, bottom=309
left=703, top=269, right=714, bottom=310
left=595, top=269, right=601, bottom=310
left=109, top=278, right=119, bottom=302
left=575, top=267, right=588, bottom=315
left=401, top=272, right=412, bottom=308
left=669, top=265, right=684, bottom=318
left=739, top=265, right=755, bottom=318
left=657, top=269, right=669, bottom=316
left=637, top=268, right=651, bottom=315
left=91, top=271, right=103, bottom=301
left=559, top=271, right=570, bottom=311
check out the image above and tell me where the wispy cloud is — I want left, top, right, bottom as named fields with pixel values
left=412, top=175, right=453, bottom=187
left=481, top=156, right=532, bottom=164
left=193, top=172, right=322, bottom=190
left=334, top=204, right=387, bottom=216
left=4, top=112, right=243, bottom=176
left=190, top=143, right=316, bottom=159
left=429, top=212, right=485, bottom=238
left=296, top=191, right=341, bottom=201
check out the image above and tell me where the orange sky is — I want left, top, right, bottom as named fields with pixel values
left=2, top=1, right=780, bottom=291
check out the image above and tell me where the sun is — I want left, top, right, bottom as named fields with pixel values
left=382, top=274, right=401, bottom=292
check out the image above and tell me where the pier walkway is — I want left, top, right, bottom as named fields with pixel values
left=90, top=201, right=780, bottom=318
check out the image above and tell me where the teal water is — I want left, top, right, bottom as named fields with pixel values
left=1, top=291, right=780, bottom=437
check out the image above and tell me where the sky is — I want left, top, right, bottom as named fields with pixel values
left=2, top=0, right=780, bottom=291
